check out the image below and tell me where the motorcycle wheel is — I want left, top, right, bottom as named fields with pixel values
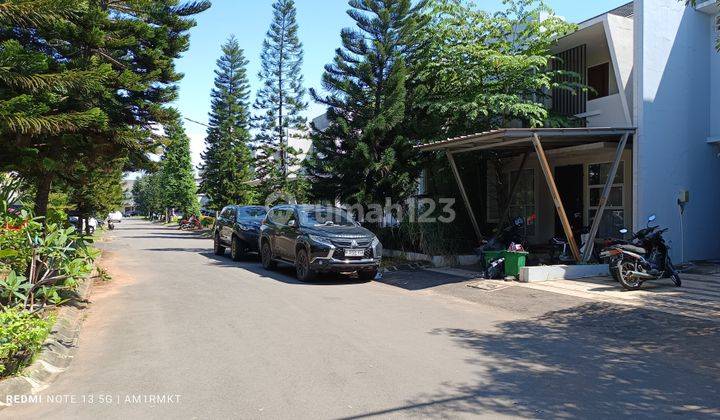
left=617, top=260, right=643, bottom=291
left=609, top=258, right=621, bottom=282
left=668, top=261, right=682, bottom=287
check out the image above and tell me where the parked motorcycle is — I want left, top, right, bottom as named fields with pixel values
left=179, top=216, right=201, bottom=230
left=475, top=216, right=534, bottom=278
left=550, top=226, right=629, bottom=265
left=600, top=214, right=681, bottom=291
left=476, top=217, right=527, bottom=254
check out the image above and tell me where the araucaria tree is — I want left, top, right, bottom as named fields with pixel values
left=0, top=0, right=210, bottom=217
left=306, top=0, right=429, bottom=207
left=199, top=36, right=256, bottom=210
left=160, top=119, right=200, bottom=220
left=253, top=0, right=308, bottom=200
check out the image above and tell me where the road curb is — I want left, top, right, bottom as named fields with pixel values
left=0, top=270, right=95, bottom=411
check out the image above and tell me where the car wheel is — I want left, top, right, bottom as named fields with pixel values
left=231, top=236, right=246, bottom=261
left=358, top=268, right=378, bottom=282
left=213, top=233, right=226, bottom=256
left=261, top=241, right=277, bottom=270
left=295, top=249, right=316, bottom=282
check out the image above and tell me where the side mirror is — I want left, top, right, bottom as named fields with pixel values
left=288, top=219, right=297, bottom=228
left=648, top=214, right=657, bottom=223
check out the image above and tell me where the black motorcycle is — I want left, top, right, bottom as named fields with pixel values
left=600, top=215, right=681, bottom=291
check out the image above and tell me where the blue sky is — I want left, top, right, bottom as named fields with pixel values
left=175, top=0, right=630, bottom=167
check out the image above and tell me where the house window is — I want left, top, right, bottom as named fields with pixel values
left=486, top=170, right=501, bottom=223
left=588, top=63, right=610, bottom=100
left=588, top=162, right=625, bottom=237
left=486, top=169, right=536, bottom=236
left=508, top=169, right=536, bottom=236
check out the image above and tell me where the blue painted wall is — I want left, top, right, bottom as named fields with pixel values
left=636, top=0, right=720, bottom=261
left=712, top=13, right=720, bottom=139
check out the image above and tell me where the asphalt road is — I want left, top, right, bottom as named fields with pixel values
left=4, top=219, right=719, bottom=419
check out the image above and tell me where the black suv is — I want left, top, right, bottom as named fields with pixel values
left=213, top=205, right=267, bottom=260
left=258, top=205, right=382, bottom=281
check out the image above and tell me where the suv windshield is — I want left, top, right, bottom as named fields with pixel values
left=237, top=207, right=267, bottom=221
left=299, top=207, right=355, bottom=227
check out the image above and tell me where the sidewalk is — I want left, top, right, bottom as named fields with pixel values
left=386, top=265, right=720, bottom=323
left=520, top=272, right=720, bottom=322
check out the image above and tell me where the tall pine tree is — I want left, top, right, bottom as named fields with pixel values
left=306, top=0, right=428, bottom=207
left=199, top=36, right=256, bottom=210
left=0, top=0, right=210, bottom=217
left=160, top=118, right=200, bottom=219
left=253, top=0, right=308, bottom=200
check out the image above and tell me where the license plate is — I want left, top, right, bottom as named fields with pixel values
left=345, top=249, right=365, bottom=257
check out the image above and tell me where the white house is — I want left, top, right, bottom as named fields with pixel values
left=418, top=0, right=720, bottom=262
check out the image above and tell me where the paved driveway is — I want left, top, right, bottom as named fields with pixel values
left=3, top=219, right=719, bottom=419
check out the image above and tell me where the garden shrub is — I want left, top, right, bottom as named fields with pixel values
left=200, top=216, right=215, bottom=228
left=0, top=308, right=53, bottom=377
left=1, top=198, right=99, bottom=309
left=375, top=220, right=476, bottom=256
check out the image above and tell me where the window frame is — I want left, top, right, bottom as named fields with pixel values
left=486, top=168, right=537, bottom=236
left=587, top=62, right=610, bottom=100
left=586, top=160, right=626, bottom=237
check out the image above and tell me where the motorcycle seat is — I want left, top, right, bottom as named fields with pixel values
left=617, top=244, right=646, bottom=254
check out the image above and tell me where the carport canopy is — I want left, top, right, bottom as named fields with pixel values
left=416, top=127, right=637, bottom=263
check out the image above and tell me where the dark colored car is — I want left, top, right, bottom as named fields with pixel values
left=213, top=205, right=268, bottom=260
left=258, top=205, right=382, bottom=282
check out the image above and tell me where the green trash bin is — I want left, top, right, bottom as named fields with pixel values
left=482, top=250, right=504, bottom=267
left=503, top=251, right=529, bottom=277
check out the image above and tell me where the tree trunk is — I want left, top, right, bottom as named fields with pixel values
left=33, top=175, right=53, bottom=219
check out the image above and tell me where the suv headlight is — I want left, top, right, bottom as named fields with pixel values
left=371, top=236, right=382, bottom=257
left=309, top=234, right=334, bottom=247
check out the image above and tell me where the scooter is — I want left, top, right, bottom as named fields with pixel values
left=600, top=214, right=681, bottom=291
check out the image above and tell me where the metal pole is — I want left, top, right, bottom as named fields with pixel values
left=446, top=151, right=483, bottom=244
left=532, top=134, right=582, bottom=262
left=582, top=133, right=630, bottom=261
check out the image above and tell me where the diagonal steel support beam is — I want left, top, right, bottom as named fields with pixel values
left=446, top=150, right=483, bottom=244
left=532, top=134, right=582, bottom=262
left=582, top=133, right=630, bottom=262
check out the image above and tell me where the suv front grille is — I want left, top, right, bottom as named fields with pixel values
left=334, top=247, right=374, bottom=260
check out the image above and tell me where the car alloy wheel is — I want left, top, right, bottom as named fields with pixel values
left=214, top=233, right=225, bottom=256
left=261, top=242, right=276, bottom=270
left=295, top=249, right=315, bottom=282
left=231, top=237, right=244, bottom=261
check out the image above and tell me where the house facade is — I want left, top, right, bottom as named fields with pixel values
left=420, top=0, right=720, bottom=262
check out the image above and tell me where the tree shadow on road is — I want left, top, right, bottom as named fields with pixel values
left=343, top=303, right=720, bottom=419
left=197, top=252, right=369, bottom=286
left=379, top=269, right=475, bottom=290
